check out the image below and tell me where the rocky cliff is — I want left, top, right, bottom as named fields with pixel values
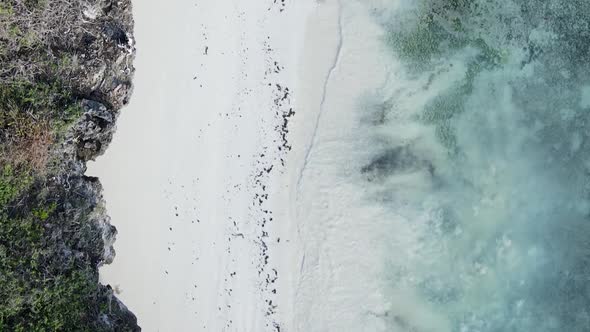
left=0, top=0, right=139, bottom=330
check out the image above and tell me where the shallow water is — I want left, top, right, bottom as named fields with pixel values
left=357, top=0, right=590, bottom=330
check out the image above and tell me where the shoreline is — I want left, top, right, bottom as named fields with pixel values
left=87, top=0, right=341, bottom=330
left=292, top=1, right=396, bottom=331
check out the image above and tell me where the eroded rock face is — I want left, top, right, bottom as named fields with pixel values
left=72, top=0, right=135, bottom=111
left=0, top=0, right=137, bottom=329
left=51, top=172, right=138, bottom=330
left=72, top=100, right=114, bottom=161
left=48, top=0, right=139, bottom=329
left=57, top=0, right=140, bottom=331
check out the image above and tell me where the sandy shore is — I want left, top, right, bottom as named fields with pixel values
left=292, top=1, right=398, bottom=331
left=87, top=0, right=342, bottom=331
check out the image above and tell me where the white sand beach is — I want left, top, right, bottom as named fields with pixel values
left=87, top=0, right=345, bottom=330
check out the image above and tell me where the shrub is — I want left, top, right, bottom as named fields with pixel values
left=0, top=165, right=32, bottom=209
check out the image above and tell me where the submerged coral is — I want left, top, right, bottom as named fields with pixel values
left=363, top=0, right=590, bottom=330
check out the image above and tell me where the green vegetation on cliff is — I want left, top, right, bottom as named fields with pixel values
left=0, top=0, right=138, bottom=330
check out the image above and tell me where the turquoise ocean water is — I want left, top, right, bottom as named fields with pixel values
left=360, top=1, right=590, bottom=330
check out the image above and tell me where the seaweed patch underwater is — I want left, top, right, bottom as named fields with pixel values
left=361, top=0, right=590, bottom=330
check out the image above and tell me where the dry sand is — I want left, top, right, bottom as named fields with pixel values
left=87, top=0, right=343, bottom=331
